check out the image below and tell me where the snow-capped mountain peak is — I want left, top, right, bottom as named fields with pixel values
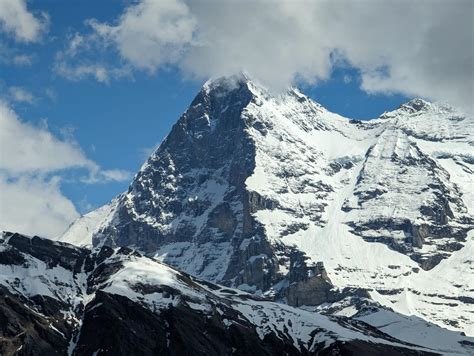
left=399, top=98, right=434, bottom=113
left=56, top=76, right=474, bottom=336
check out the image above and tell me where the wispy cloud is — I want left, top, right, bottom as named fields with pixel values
left=9, top=86, right=35, bottom=104
left=80, top=168, right=132, bottom=184
left=13, top=54, right=33, bottom=66
left=140, top=144, right=159, bottom=161
left=44, top=87, right=57, bottom=102
left=0, top=42, right=34, bottom=67
left=77, top=195, right=95, bottom=215
left=54, top=31, right=132, bottom=83
left=54, top=61, right=130, bottom=84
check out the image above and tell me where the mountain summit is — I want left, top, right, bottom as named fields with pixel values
left=58, top=76, right=474, bottom=335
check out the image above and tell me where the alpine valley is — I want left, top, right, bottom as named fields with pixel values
left=1, top=75, right=473, bottom=355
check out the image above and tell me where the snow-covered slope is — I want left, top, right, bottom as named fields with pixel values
left=5, top=232, right=470, bottom=355
left=58, top=200, right=117, bottom=247
left=59, top=75, right=474, bottom=336
left=354, top=306, right=473, bottom=355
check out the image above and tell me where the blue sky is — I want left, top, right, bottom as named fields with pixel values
left=0, top=0, right=471, bottom=237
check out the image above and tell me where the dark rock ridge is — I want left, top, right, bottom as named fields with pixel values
left=1, top=232, right=457, bottom=356
left=94, top=78, right=279, bottom=291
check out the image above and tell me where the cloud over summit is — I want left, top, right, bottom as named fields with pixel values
left=59, top=0, right=473, bottom=113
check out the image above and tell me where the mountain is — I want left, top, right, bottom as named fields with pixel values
left=5, top=232, right=472, bottom=355
left=58, top=75, right=474, bottom=336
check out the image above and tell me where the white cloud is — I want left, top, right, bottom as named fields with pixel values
left=0, top=100, right=94, bottom=174
left=325, top=1, right=474, bottom=113
left=0, top=0, right=48, bottom=42
left=64, top=0, right=473, bottom=113
left=0, top=100, right=130, bottom=237
left=0, top=174, right=79, bottom=237
left=0, top=100, right=133, bottom=179
left=53, top=0, right=195, bottom=83
left=9, top=86, right=35, bottom=104
left=87, top=0, right=196, bottom=72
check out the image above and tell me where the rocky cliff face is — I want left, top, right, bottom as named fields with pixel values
left=58, top=75, right=474, bottom=335
left=5, top=233, right=469, bottom=355
left=93, top=78, right=277, bottom=291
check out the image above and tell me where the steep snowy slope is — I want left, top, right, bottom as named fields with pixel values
left=58, top=75, right=474, bottom=335
left=4, top=232, right=467, bottom=355
left=60, top=200, right=117, bottom=247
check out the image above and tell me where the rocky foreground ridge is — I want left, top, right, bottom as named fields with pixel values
left=1, top=232, right=473, bottom=355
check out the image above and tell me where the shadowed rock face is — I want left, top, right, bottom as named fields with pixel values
left=1, top=233, right=454, bottom=356
left=93, top=78, right=280, bottom=291
left=6, top=233, right=89, bottom=272
left=0, top=287, right=72, bottom=356
left=74, top=291, right=304, bottom=356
